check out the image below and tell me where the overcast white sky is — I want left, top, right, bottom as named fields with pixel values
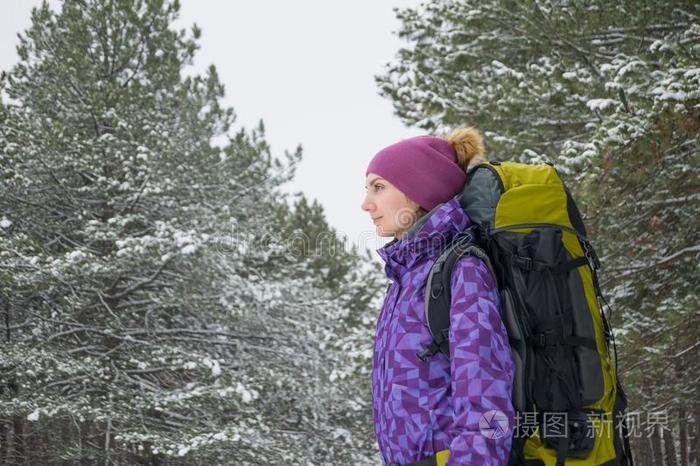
left=1, top=0, right=424, bottom=253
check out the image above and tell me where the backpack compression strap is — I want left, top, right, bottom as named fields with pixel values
left=417, top=230, right=496, bottom=362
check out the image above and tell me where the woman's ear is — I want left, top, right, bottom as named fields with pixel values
left=410, top=198, right=426, bottom=218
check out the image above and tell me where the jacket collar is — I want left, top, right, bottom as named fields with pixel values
left=376, top=195, right=471, bottom=281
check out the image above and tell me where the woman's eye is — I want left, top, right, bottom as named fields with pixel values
left=374, top=185, right=383, bottom=192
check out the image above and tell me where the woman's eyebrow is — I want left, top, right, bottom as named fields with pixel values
left=365, top=177, right=382, bottom=189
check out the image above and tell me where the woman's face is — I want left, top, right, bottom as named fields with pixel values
left=361, top=173, right=422, bottom=239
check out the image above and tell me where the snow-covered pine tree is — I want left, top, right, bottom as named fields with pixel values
left=0, top=0, right=379, bottom=463
left=377, top=2, right=699, bottom=464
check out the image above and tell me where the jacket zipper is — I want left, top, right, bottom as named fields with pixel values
left=380, top=280, right=401, bottom=464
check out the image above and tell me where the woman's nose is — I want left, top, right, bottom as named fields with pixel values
left=361, top=195, right=373, bottom=212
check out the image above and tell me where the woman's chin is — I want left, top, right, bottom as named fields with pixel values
left=376, top=225, right=394, bottom=238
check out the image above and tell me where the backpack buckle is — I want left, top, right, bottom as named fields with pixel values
left=530, top=333, right=547, bottom=348
left=515, top=255, right=533, bottom=271
left=582, top=240, right=601, bottom=270
left=417, top=340, right=440, bottom=362
left=536, top=334, right=546, bottom=347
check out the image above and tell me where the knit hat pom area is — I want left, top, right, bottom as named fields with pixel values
left=445, top=127, right=485, bottom=171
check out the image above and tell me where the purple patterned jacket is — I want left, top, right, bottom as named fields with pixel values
left=372, top=195, right=515, bottom=466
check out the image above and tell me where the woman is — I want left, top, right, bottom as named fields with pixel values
left=361, top=128, right=515, bottom=466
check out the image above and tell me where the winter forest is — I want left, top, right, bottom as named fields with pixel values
left=0, top=0, right=697, bottom=465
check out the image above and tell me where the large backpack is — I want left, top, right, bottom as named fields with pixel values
left=418, top=161, right=634, bottom=466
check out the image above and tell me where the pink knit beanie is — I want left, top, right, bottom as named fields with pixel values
left=366, top=135, right=467, bottom=211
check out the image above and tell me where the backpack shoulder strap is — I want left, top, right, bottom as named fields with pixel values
left=417, top=229, right=496, bottom=362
